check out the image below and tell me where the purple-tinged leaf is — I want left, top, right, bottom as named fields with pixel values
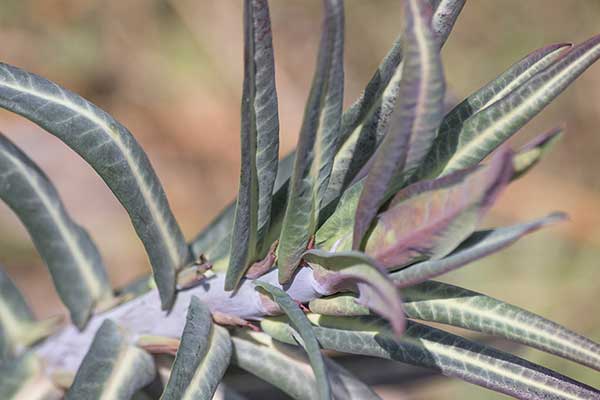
left=353, top=0, right=445, bottom=249
left=429, top=0, right=466, bottom=47
left=391, top=212, right=566, bottom=287
left=226, top=0, right=280, bottom=291
left=277, top=0, right=344, bottom=284
left=303, top=249, right=405, bottom=335
left=365, top=150, right=513, bottom=269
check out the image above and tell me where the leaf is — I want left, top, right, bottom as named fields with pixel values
left=512, top=126, right=564, bottom=180
left=303, top=249, right=404, bottom=335
left=353, top=0, right=446, bottom=249
left=402, top=280, right=600, bottom=372
left=277, top=0, right=344, bottom=283
left=364, top=150, right=513, bottom=269
left=436, top=34, right=600, bottom=176
left=391, top=212, right=566, bottom=287
left=190, top=203, right=235, bottom=265
left=309, top=293, right=369, bottom=317
left=0, top=63, right=191, bottom=309
left=226, top=0, right=280, bottom=291
left=323, top=0, right=463, bottom=209
left=0, top=133, right=112, bottom=328
left=162, top=297, right=232, bottom=400
left=0, top=352, right=63, bottom=400
left=0, top=266, right=61, bottom=359
left=66, top=320, right=156, bottom=400
left=254, top=282, right=331, bottom=400
left=231, top=330, right=380, bottom=400
left=306, top=314, right=600, bottom=399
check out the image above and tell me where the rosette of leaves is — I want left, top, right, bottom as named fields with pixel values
left=0, top=0, right=599, bottom=399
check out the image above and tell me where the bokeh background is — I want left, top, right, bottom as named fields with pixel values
left=0, top=1, right=598, bottom=398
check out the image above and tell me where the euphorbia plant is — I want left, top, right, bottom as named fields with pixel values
left=0, top=0, right=599, bottom=399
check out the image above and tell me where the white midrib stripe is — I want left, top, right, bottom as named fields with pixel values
left=5, top=150, right=103, bottom=298
left=432, top=298, right=599, bottom=362
left=446, top=41, right=600, bottom=173
left=0, top=80, right=181, bottom=269
left=421, top=339, right=584, bottom=400
left=100, top=346, right=140, bottom=400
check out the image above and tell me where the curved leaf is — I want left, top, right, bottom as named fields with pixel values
left=303, top=249, right=404, bottom=334
left=277, top=0, right=344, bottom=283
left=190, top=203, right=235, bottom=266
left=364, top=151, right=512, bottom=268
left=403, top=280, right=600, bottom=372
left=0, top=62, right=191, bottom=309
left=354, top=0, right=446, bottom=249
left=309, top=293, right=369, bottom=317
left=162, top=296, right=231, bottom=400
left=512, top=126, right=564, bottom=180
left=254, top=282, right=331, bottom=400
left=231, top=330, right=380, bottom=400
left=429, top=0, right=465, bottom=47
left=391, top=212, right=566, bottom=287
left=0, top=352, right=62, bottom=400
left=226, top=0, right=280, bottom=290
left=66, top=320, right=156, bottom=400
left=437, top=34, right=600, bottom=175
left=306, top=315, right=600, bottom=399
left=0, top=133, right=112, bottom=328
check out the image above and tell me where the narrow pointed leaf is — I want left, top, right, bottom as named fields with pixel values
left=512, top=126, right=564, bottom=180
left=403, top=280, right=600, bottom=372
left=0, top=63, right=191, bottom=309
left=324, top=0, right=463, bottom=209
left=254, top=282, right=331, bottom=400
left=306, top=315, right=600, bottom=399
left=190, top=203, right=235, bottom=264
left=436, top=34, right=600, bottom=175
left=277, top=0, right=344, bottom=283
left=391, top=212, right=566, bottom=286
left=0, top=134, right=112, bottom=328
left=226, top=0, right=280, bottom=291
left=364, top=151, right=512, bottom=268
left=0, top=352, right=63, bottom=400
left=231, top=330, right=380, bottom=400
left=162, top=296, right=232, bottom=400
left=303, top=249, right=404, bottom=334
left=66, top=320, right=156, bottom=400
left=354, top=0, right=446, bottom=249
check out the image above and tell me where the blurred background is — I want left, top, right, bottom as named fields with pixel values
left=0, top=1, right=598, bottom=398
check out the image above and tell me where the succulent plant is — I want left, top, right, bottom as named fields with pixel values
left=0, top=0, right=599, bottom=399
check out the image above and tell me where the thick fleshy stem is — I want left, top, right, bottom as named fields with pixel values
left=34, top=266, right=328, bottom=375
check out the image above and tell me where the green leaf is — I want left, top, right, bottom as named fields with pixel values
left=403, top=280, right=600, bottom=372
left=254, top=282, right=331, bottom=400
left=0, top=352, right=63, bottom=400
left=66, top=320, right=156, bottom=400
left=231, top=330, right=380, bottom=400
left=353, top=0, right=446, bottom=249
left=162, top=297, right=232, bottom=400
left=435, top=35, right=600, bottom=176
left=364, top=151, right=512, bottom=268
left=309, top=293, right=369, bottom=317
left=306, top=314, right=600, bottom=399
left=391, top=212, right=566, bottom=286
left=0, top=134, right=112, bottom=328
left=512, top=126, right=564, bottom=180
left=190, top=203, right=235, bottom=266
left=303, top=249, right=404, bottom=334
left=226, top=0, right=280, bottom=291
left=0, top=266, right=61, bottom=359
left=323, top=0, right=463, bottom=210
left=0, top=62, right=191, bottom=309
left=277, top=0, right=344, bottom=283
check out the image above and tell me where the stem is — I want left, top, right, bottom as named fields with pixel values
left=34, top=266, right=327, bottom=374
